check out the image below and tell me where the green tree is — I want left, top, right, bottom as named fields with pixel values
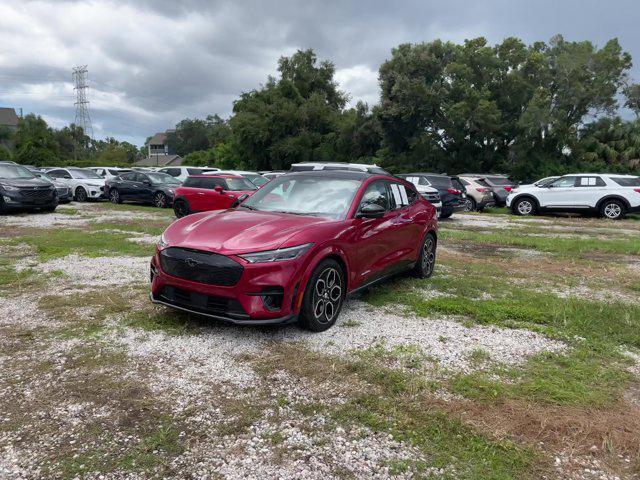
left=624, top=83, right=640, bottom=118
left=13, top=114, right=59, bottom=166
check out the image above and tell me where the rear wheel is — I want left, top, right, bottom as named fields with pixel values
left=154, top=192, right=168, bottom=208
left=298, top=259, right=345, bottom=332
left=109, top=189, right=122, bottom=204
left=413, top=232, right=436, bottom=278
left=173, top=199, right=190, bottom=218
left=600, top=199, right=626, bottom=220
left=464, top=197, right=477, bottom=212
left=75, top=187, right=88, bottom=202
left=439, top=212, right=452, bottom=219
left=513, top=197, right=536, bottom=216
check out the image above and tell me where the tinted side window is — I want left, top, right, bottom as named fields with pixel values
left=418, top=177, right=430, bottom=186
left=200, top=177, right=226, bottom=190
left=389, top=183, right=411, bottom=209
left=290, top=165, right=316, bottom=172
left=550, top=177, right=577, bottom=188
left=182, top=177, right=202, bottom=188
left=459, top=178, right=470, bottom=186
left=163, top=168, right=181, bottom=177
left=359, top=181, right=390, bottom=211
left=611, top=177, right=640, bottom=187
left=120, top=173, right=136, bottom=181
left=50, top=169, right=72, bottom=179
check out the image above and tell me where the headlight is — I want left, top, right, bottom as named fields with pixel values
left=157, top=233, right=169, bottom=250
left=0, top=184, right=18, bottom=191
left=237, top=243, right=313, bottom=263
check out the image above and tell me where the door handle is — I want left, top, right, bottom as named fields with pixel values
left=197, top=192, right=205, bottom=195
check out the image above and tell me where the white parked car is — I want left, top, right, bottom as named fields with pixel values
left=156, top=166, right=220, bottom=183
left=45, top=167, right=107, bottom=201
left=506, top=173, right=640, bottom=220
left=90, top=167, right=133, bottom=180
left=290, top=162, right=389, bottom=174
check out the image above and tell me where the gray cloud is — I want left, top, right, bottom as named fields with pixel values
left=1, top=0, right=638, bottom=146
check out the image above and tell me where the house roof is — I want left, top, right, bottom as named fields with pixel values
left=134, top=154, right=183, bottom=167
left=147, top=132, right=168, bottom=145
left=0, top=108, right=19, bottom=128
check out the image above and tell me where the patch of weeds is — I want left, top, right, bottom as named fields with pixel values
left=451, top=348, right=632, bottom=407
left=122, top=310, right=194, bottom=336
left=339, top=319, right=362, bottom=328
left=0, top=266, right=46, bottom=294
left=468, top=347, right=492, bottom=364
left=90, top=221, right=167, bottom=236
left=57, top=207, right=79, bottom=215
left=263, top=431, right=285, bottom=445
left=12, top=229, right=153, bottom=259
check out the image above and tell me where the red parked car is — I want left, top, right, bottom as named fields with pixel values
left=172, top=174, right=257, bottom=218
left=151, top=171, right=438, bottom=331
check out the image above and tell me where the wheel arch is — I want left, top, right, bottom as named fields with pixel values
left=512, top=194, right=540, bottom=208
left=596, top=195, right=630, bottom=210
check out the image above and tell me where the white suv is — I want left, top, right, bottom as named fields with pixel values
left=506, top=174, right=640, bottom=220
left=45, top=167, right=107, bottom=201
left=157, top=166, right=220, bottom=183
left=290, top=162, right=389, bottom=174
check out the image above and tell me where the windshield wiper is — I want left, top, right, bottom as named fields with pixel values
left=239, top=204, right=258, bottom=211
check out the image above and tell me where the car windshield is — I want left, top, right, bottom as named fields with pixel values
left=242, top=176, right=361, bottom=219
left=611, top=177, right=640, bottom=187
left=147, top=173, right=181, bottom=185
left=425, top=176, right=453, bottom=188
left=226, top=177, right=258, bottom=191
left=0, top=164, right=36, bottom=179
left=536, top=177, right=559, bottom=187
left=70, top=169, right=102, bottom=179
left=485, top=176, right=512, bottom=185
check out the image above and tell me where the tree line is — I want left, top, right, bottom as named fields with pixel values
left=3, top=35, right=640, bottom=180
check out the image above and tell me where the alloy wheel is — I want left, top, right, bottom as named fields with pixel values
left=421, top=235, right=436, bottom=275
left=155, top=193, right=166, bottom=208
left=110, top=190, right=119, bottom=204
left=603, top=203, right=622, bottom=219
left=517, top=200, right=533, bottom=215
left=75, top=188, right=87, bottom=202
left=312, top=267, right=342, bottom=324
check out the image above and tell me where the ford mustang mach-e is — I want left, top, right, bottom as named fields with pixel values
left=150, top=170, right=438, bottom=331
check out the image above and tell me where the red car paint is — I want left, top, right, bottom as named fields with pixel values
left=174, top=174, right=256, bottom=213
left=150, top=171, right=438, bottom=325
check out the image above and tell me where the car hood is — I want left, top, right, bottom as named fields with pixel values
left=80, top=180, right=105, bottom=186
left=164, top=209, right=333, bottom=254
left=0, top=177, right=53, bottom=188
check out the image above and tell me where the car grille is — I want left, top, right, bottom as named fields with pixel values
left=159, top=285, right=248, bottom=319
left=20, top=187, right=53, bottom=199
left=159, top=247, right=243, bottom=286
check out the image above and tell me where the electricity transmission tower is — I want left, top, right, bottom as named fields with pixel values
left=72, top=65, right=93, bottom=139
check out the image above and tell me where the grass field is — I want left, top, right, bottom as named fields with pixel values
left=0, top=202, right=639, bottom=479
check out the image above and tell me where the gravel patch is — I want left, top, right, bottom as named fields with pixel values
left=127, top=234, right=160, bottom=245
left=16, top=254, right=150, bottom=287
left=551, top=285, right=639, bottom=306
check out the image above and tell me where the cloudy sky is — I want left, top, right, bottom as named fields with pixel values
left=1, top=0, right=638, bottom=146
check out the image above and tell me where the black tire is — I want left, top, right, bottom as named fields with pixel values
left=173, top=199, right=190, bottom=218
left=41, top=205, right=57, bottom=213
left=75, top=187, right=88, bottom=202
left=0, top=199, right=6, bottom=215
left=512, top=197, right=537, bottom=216
left=109, top=189, right=122, bottom=204
left=599, top=199, right=626, bottom=220
left=464, top=197, right=477, bottom=212
left=154, top=192, right=168, bottom=208
left=413, top=232, right=437, bottom=278
left=298, top=259, right=345, bottom=332
left=439, top=212, right=452, bottom=219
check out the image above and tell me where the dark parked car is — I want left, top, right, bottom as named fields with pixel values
left=396, top=173, right=467, bottom=218
left=151, top=171, right=438, bottom=331
left=105, top=171, right=181, bottom=208
left=0, top=162, right=58, bottom=213
left=460, top=174, right=516, bottom=206
left=173, top=174, right=257, bottom=218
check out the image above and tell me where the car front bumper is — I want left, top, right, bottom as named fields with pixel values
left=149, top=251, right=303, bottom=324
left=2, top=190, right=58, bottom=209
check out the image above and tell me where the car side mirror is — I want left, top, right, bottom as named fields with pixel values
left=356, top=203, right=386, bottom=219
left=143, top=180, right=151, bottom=185
left=214, top=185, right=224, bottom=193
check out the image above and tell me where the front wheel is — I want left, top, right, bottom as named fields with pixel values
left=464, top=197, right=476, bottom=212
left=75, top=187, right=88, bottom=202
left=154, top=192, right=168, bottom=208
left=600, top=200, right=626, bottom=220
left=413, top=232, right=436, bottom=278
left=512, top=197, right=536, bottom=216
left=173, top=199, right=190, bottom=218
left=298, top=259, right=345, bottom=332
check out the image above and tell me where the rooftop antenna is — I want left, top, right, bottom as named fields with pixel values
left=72, top=65, right=93, bottom=139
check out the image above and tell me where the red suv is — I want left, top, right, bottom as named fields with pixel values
left=173, top=174, right=257, bottom=217
left=151, top=171, right=438, bottom=331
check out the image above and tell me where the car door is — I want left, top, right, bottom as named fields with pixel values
left=536, top=176, right=578, bottom=207
left=117, top=172, right=137, bottom=200
left=351, top=180, right=401, bottom=286
left=48, top=169, right=73, bottom=189
left=198, top=177, right=231, bottom=211
left=572, top=176, right=607, bottom=207
left=135, top=173, right=154, bottom=203
left=389, top=182, right=423, bottom=265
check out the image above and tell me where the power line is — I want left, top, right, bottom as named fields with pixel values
left=72, top=65, right=93, bottom=139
